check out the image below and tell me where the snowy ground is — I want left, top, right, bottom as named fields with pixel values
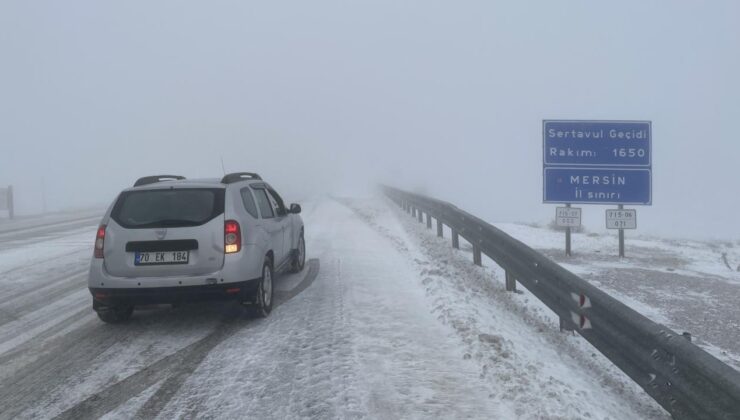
left=0, top=197, right=677, bottom=419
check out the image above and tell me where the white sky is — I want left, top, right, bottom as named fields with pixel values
left=1, top=1, right=738, bottom=239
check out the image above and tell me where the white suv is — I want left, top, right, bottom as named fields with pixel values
left=88, top=173, right=305, bottom=323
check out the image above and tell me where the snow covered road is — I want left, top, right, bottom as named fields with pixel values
left=0, top=197, right=668, bottom=419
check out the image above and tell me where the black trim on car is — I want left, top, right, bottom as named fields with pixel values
left=90, top=278, right=261, bottom=306
left=125, top=240, right=199, bottom=252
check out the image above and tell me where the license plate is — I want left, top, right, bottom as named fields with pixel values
left=135, top=251, right=189, bottom=265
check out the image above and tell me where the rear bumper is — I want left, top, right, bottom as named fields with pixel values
left=88, top=244, right=265, bottom=289
left=89, top=277, right=260, bottom=307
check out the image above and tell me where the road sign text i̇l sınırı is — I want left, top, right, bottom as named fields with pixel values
left=543, top=120, right=651, bottom=257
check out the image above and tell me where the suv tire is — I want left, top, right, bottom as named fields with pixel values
left=289, top=234, right=306, bottom=273
left=253, top=259, right=273, bottom=317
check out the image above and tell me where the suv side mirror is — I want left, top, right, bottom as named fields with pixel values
left=289, top=203, right=302, bottom=214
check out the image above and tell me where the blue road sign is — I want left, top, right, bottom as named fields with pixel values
left=543, top=168, right=652, bottom=205
left=543, top=120, right=651, bottom=167
left=543, top=120, right=652, bottom=205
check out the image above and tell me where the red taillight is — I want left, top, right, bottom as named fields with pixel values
left=224, top=220, right=241, bottom=254
left=94, top=224, right=106, bottom=258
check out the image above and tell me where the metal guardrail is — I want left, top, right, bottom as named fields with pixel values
left=383, top=185, right=740, bottom=420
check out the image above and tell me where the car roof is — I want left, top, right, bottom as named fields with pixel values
left=123, top=177, right=265, bottom=192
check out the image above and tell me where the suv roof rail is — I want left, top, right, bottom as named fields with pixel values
left=221, top=172, right=262, bottom=184
left=133, top=175, right=186, bottom=187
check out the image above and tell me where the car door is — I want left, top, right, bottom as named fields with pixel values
left=266, top=188, right=292, bottom=260
left=252, top=187, right=284, bottom=264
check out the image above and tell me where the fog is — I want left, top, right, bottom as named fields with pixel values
left=1, top=1, right=738, bottom=239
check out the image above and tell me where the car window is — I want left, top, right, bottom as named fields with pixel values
left=240, top=188, right=259, bottom=218
left=111, top=188, right=224, bottom=229
left=253, top=188, right=274, bottom=219
left=266, top=189, right=286, bottom=216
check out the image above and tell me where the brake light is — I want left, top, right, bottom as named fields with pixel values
left=224, top=220, right=241, bottom=254
left=94, top=224, right=106, bottom=258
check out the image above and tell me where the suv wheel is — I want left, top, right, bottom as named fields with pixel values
left=290, top=234, right=306, bottom=273
left=96, top=305, right=134, bottom=323
left=254, top=260, right=273, bottom=317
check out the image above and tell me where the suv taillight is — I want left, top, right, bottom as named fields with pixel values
left=94, top=224, right=106, bottom=258
left=224, top=220, right=241, bottom=254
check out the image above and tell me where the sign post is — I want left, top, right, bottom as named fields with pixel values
left=606, top=206, right=637, bottom=257
left=0, top=186, right=12, bottom=219
left=7, top=186, right=12, bottom=219
left=543, top=120, right=651, bottom=257
left=618, top=204, right=625, bottom=257
left=556, top=205, right=581, bottom=256
left=565, top=204, right=571, bottom=257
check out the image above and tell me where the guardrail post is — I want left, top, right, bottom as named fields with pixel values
left=411, top=207, right=416, bottom=217
left=418, top=209, right=423, bottom=223
left=7, top=186, right=13, bottom=219
left=451, top=230, right=459, bottom=249
left=473, top=245, right=482, bottom=266
left=559, top=317, right=575, bottom=332
left=436, top=219, right=443, bottom=237
left=426, top=213, right=432, bottom=228
left=505, top=271, right=516, bottom=292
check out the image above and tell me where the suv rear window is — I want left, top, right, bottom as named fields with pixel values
left=111, top=188, right=225, bottom=228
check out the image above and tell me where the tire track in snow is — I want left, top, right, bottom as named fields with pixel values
left=53, top=259, right=320, bottom=420
left=153, top=257, right=359, bottom=419
left=0, top=215, right=99, bottom=240
left=133, top=259, right=321, bottom=419
left=0, top=225, right=93, bottom=313
left=0, top=248, right=87, bottom=281
left=0, top=313, right=127, bottom=418
left=0, top=288, right=91, bottom=358
left=0, top=271, right=87, bottom=327
left=0, top=306, right=92, bottom=372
